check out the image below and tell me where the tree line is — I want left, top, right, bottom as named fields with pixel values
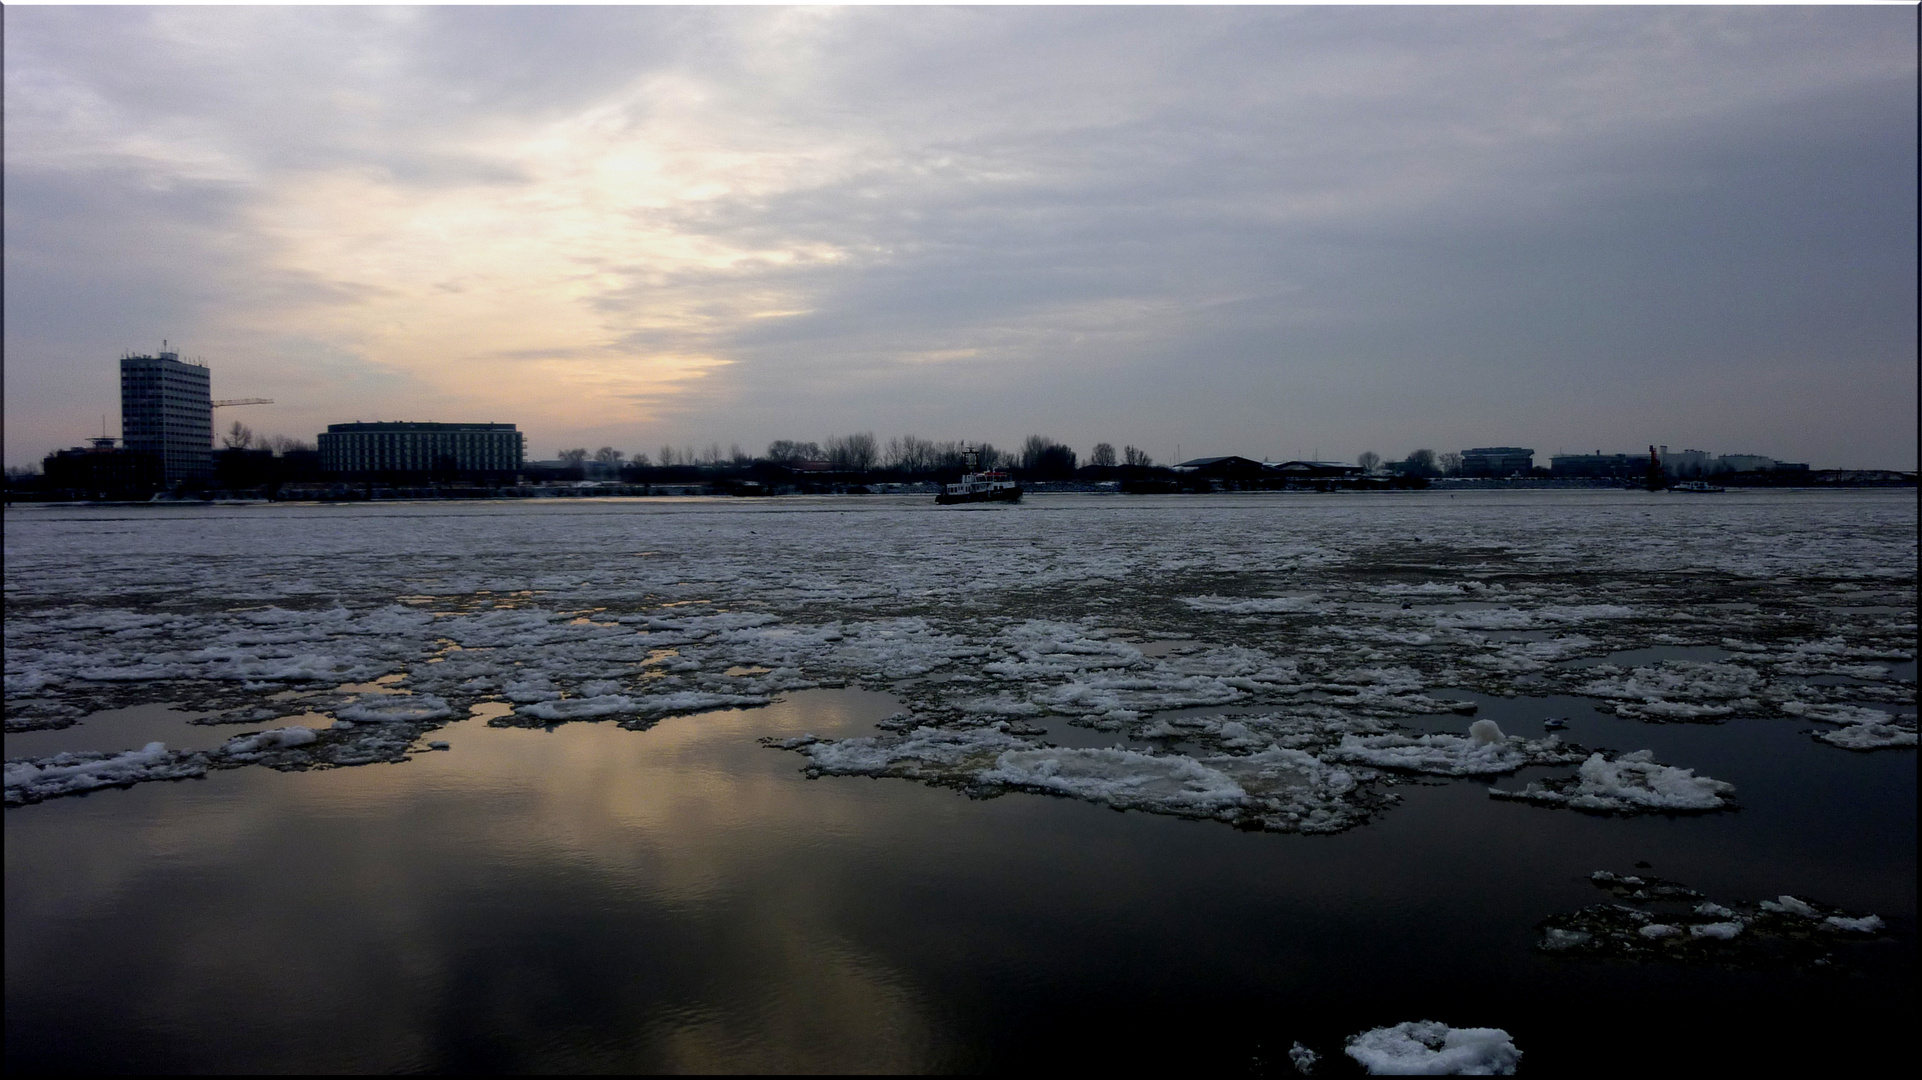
left=221, top=421, right=315, bottom=455
left=548, top=434, right=1159, bottom=481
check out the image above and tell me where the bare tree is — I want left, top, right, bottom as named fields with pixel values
left=657, top=445, right=678, bottom=467
left=1123, top=445, right=1153, bottom=467
left=1089, top=442, right=1117, bottom=468
left=765, top=440, right=823, bottom=463
left=1019, top=435, right=1077, bottom=478
left=827, top=432, right=878, bottom=471
left=593, top=446, right=624, bottom=465
left=629, top=451, right=652, bottom=467
left=1403, top=449, right=1438, bottom=477
left=222, top=421, right=255, bottom=449
left=1358, top=451, right=1381, bottom=474
left=703, top=442, right=723, bottom=465
left=560, top=448, right=589, bottom=467
left=888, top=435, right=941, bottom=473
left=259, top=433, right=313, bottom=455
left=1438, top=452, right=1463, bottom=476
left=730, top=443, right=749, bottom=466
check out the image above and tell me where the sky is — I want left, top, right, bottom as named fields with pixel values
left=4, top=5, right=1916, bottom=470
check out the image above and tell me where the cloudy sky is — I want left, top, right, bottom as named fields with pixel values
left=5, top=5, right=1915, bottom=469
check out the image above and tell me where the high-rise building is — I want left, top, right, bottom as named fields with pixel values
left=318, top=422, right=524, bottom=478
left=120, top=348, right=212, bottom=483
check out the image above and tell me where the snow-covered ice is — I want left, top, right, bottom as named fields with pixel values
left=4, top=741, right=206, bottom=805
left=1536, top=871, right=1888, bottom=968
left=1344, top=1020, right=1521, bottom=1075
left=1488, top=750, right=1735, bottom=814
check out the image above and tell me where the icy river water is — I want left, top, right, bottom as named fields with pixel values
left=5, top=491, right=1915, bottom=1072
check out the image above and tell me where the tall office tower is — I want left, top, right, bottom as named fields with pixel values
left=120, top=347, right=213, bottom=483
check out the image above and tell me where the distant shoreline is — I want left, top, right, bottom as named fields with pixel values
left=6, top=474, right=1914, bottom=508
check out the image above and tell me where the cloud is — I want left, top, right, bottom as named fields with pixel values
left=5, top=6, right=1915, bottom=467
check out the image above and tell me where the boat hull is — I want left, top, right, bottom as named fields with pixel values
left=935, top=485, right=1022, bottom=505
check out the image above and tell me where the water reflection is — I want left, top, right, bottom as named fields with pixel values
left=4, top=702, right=229, bottom=757
left=6, top=687, right=1915, bottom=1073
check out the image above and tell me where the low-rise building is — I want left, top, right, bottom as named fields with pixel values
left=42, top=438, right=163, bottom=496
left=1661, top=447, right=1712, bottom=477
left=1266, top=460, right=1365, bottom=478
left=1549, top=452, right=1643, bottom=479
left=319, top=422, right=523, bottom=479
left=1714, top=453, right=1775, bottom=473
left=1460, top=447, right=1534, bottom=477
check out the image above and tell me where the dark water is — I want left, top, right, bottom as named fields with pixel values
left=6, top=686, right=1914, bottom=1073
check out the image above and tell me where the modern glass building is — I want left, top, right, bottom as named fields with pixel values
left=318, top=422, right=524, bottom=478
left=120, top=349, right=213, bottom=483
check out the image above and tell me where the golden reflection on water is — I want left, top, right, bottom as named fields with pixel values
left=8, top=689, right=946, bottom=1071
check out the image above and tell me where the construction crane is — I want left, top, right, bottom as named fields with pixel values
left=212, top=398, right=273, bottom=408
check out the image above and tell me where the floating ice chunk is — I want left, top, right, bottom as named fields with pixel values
left=1468, top=720, right=1503, bottom=745
left=1760, top=895, right=1820, bottom=918
left=1289, top=1041, right=1318, bottom=1073
left=1580, top=662, right=1760, bottom=711
left=979, top=746, right=1247, bottom=813
left=1344, top=1020, right=1521, bottom=1075
left=1784, top=702, right=1919, bottom=750
left=1540, top=928, right=1592, bottom=950
left=1612, top=700, right=1736, bottom=722
left=4, top=671, right=63, bottom=694
left=1182, top=595, right=1320, bottom=614
left=1823, top=914, right=1885, bottom=934
left=788, top=724, right=1033, bottom=777
left=1689, top=922, right=1743, bottom=940
left=221, top=726, right=318, bottom=755
left=334, top=694, right=454, bottom=723
left=516, top=694, right=639, bottom=721
left=4, top=742, right=207, bottom=805
left=1695, top=902, right=1735, bottom=918
left=1782, top=702, right=1897, bottom=725
left=1488, top=750, right=1735, bottom=813
left=1327, top=731, right=1575, bottom=777
left=503, top=676, right=563, bottom=703
left=786, top=729, right=1373, bottom=833
left=1378, top=582, right=1466, bottom=597
left=1639, top=923, right=1681, bottom=939
left=632, top=690, right=769, bottom=714
left=1812, top=723, right=1918, bottom=751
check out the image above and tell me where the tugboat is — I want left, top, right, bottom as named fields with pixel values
left=936, top=447, right=1022, bottom=505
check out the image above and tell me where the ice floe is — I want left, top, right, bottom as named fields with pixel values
left=1488, top=750, right=1735, bottom=813
left=1780, top=701, right=1918, bottom=750
left=6, top=491, right=1912, bottom=814
left=1326, top=729, right=1583, bottom=777
left=1344, top=1020, right=1521, bottom=1075
left=1536, top=872, right=1889, bottom=970
left=4, top=742, right=207, bottom=805
left=777, top=723, right=1383, bottom=833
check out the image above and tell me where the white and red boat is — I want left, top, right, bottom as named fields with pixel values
left=936, top=448, right=1021, bottom=505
